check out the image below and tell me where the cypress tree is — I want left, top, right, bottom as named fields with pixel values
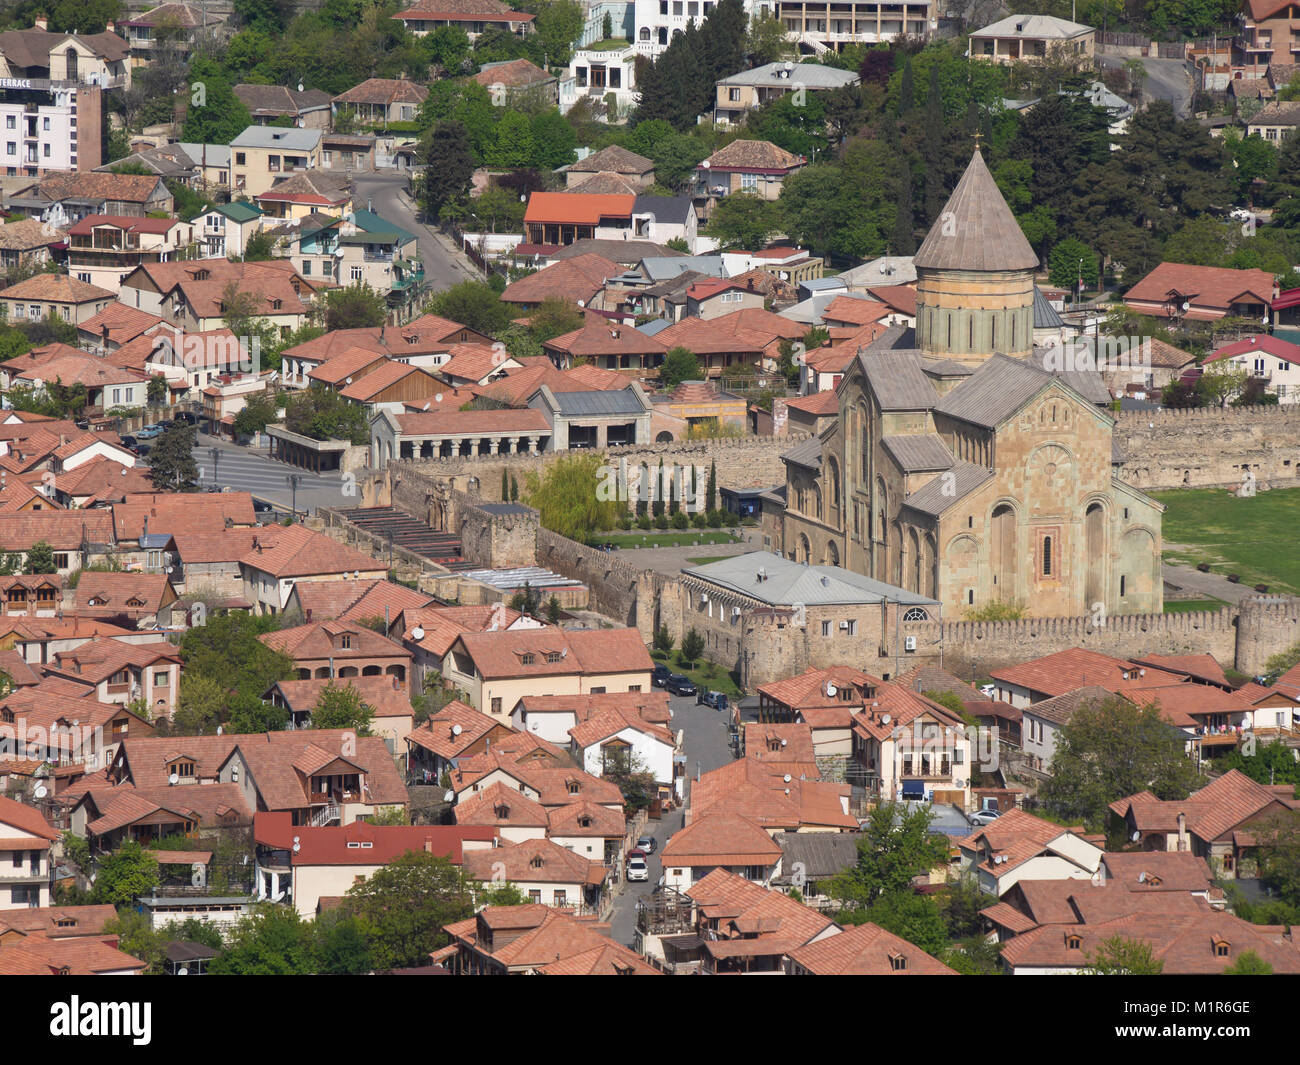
left=510, top=475, right=519, bottom=502
left=892, top=158, right=915, bottom=255
left=501, top=468, right=509, bottom=500
left=922, top=62, right=945, bottom=225
left=897, top=56, right=915, bottom=116
left=706, top=460, right=717, bottom=514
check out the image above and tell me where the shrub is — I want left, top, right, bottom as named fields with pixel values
left=962, top=599, right=1027, bottom=621
left=654, top=514, right=669, bottom=530
left=691, top=511, right=708, bottom=528
left=671, top=511, right=689, bottom=529
left=707, top=510, right=725, bottom=528
left=636, top=514, right=652, bottom=530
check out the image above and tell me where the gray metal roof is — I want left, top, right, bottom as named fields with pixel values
left=718, top=62, right=860, bottom=90
left=633, top=194, right=692, bottom=224
left=550, top=389, right=646, bottom=415
left=1023, top=346, right=1114, bottom=406
left=935, top=354, right=1053, bottom=428
left=921, top=358, right=976, bottom=378
left=773, top=831, right=861, bottom=882
left=638, top=255, right=726, bottom=281
left=798, top=276, right=848, bottom=295
left=781, top=435, right=823, bottom=472
left=881, top=434, right=954, bottom=472
left=684, top=550, right=938, bottom=606
left=1033, top=286, right=1065, bottom=329
left=177, top=142, right=232, bottom=167
left=229, top=126, right=323, bottom=152
left=913, top=150, right=1040, bottom=273
left=900, top=461, right=994, bottom=516
left=837, top=255, right=917, bottom=288
left=637, top=318, right=673, bottom=336
left=858, top=350, right=940, bottom=410
left=864, top=323, right=919, bottom=351
left=460, top=566, right=585, bottom=590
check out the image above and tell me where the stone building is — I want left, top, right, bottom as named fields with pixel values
left=764, top=149, right=1163, bottom=619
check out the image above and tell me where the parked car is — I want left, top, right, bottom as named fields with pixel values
left=652, top=664, right=672, bottom=688
left=627, top=847, right=647, bottom=863
left=636, top=836, right=655, bottom=855
left=968, top=808, right=1001, bottom=827
left=135, top=424, right=165, bottom=440
left=698, top=690, right=729, bottom=712
left=626, top=857, right=649, bottom=882
left=665, top=674, right=696, bottom=697
left=252, top=499, right=275, bottom=514
left=120, top=435, right=139, bottom=451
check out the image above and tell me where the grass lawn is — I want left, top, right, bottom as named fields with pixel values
left=1163, top=598, right=1228, bottom=613
left=652, top=649, right=743, bottom=698
left=1152, top=486, right=1300, bottom=595
left=586, top=38, right=630, bottom=49
left=593, top=531, right=742, bottom=549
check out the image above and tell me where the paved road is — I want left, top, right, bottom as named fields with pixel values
left=190, top=432, right=352, bottom=515
left=1163, top=561, right=1262, bottom=605
left=607, top=689, right=737, bottom=947
left=351, top=172, right=480, bottom=296
left=1097, top=54, right=1192, bottom=117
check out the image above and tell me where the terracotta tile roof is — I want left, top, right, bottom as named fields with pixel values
left=515, top=690, right=672, bottom=726
left=1127, top=683, right=1255, bottom=728
left=546, top=799, right=625, bottom=838
left=168, top=275, right=309, bottom=322
left=82, top=782, right=250, bottom=837
left=0, top=904, right=117, bottom=940
left=55, top=458, right=155, bottom=504
left=168, top=528, right=266, bottom=565
left=1021, top=685, right=1123, bottom=727
left=225, top=729, right=409, bottom=811
left=661, top=811, right=782, bottom=866
left=439, top=343, right=512, bottom=384
left=452, top=626, right=651, bottom=680
left=67, top=214, right=183, bottom=238
left=14, top=354, right=148, bottom=391
left=822, top=295, right=894, bottom=326
left=254, top=810, right=491, bottom=864
left=757, top=665, right=884, bottom=712
left=500, top=254, right=619, bottom=306
left=704, top=139, right=804, bottom=172
left=473, top=58, right=555, bottom=89
left=989, top=648, right=1185, bottom=699
left=453, top=779, right=549, bottom=827
left=112, top=492, right=256, bottom=541
left=536, top=941, right=660, bottom=975
left=1109, top=769, right=1300, bottom=843
left=395, top=0, right=535, bottom=21
left=451, top=749, right=624, bottom=809
left=545, top=312, right=667, bottom=359
left=0, top=794, right=59, bottom=841
left=238, top=525, right=386, bottom=579
left=1100, top=851, right=1217, bottom=893
left=1131, top=653, right=1230, bottom=687
left=0, top=932, right=146, bottom=975
left=19, top=171, right=160, bottom=206
left=0, top=510, right=115, bottom=550
left=462, top=836, right=608, bottom=886
left=564, top=171, right=642, bottom=195
left=444, top=906, right=644, bottom=972
left=233, top=83, right=332, bottom=115
left=956, top=807, right=1090, bottom=868
left=337, top=580, right=435, bottom=624
left=256, top=171, right=352, bottom=207
left=258, top=620, right=411, bottom=665
left=47, top=637, right=181, bottom=685
left=475, top=362, right=628, bottom=407
left=999, top=909, right=1300, bottom=973
left=0, top=274, right=114, bottom=304
left=565, top=145, right=653, bottom=175
left=265, top=676, right=414, bottom=719
left=333, top=78, right=428, bottom=106
left=569, top=707, right=674, bottom=749
left=787, top=921, right=957, bottom=974
left=784, top=390, right=838, bottom=415
left=524, top=192, right=634, bottom=227
left=397, top=604, right=524, bottom=658
left=339, top=361, right=439, bottom=402
left=686, top=757, right=850, bottom=830
left=687, top=868, right=836, bottom=945
left=0, top=218, right=66, bottom=251
left=743, top=722, right=815, bottom=762
left=393, top=407, right=551, bottom=437
left=74, top=571, right=173, bottom=616
left=1124, top=262, right=1275, bottom=312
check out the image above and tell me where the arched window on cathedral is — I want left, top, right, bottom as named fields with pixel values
left=968, top=316, right=974, bottom=350
left=991, top=316, right=997, bottom=349
left=1042, top=535, right=1053, bottom=577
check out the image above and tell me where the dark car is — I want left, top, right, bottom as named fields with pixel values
left=252, top=499, right=275, bottom=514
left=120, top=435, right=139, bottom=451
left=665, top=674, right=696, bottom=697
left=652, top=664, right=672, bottom=688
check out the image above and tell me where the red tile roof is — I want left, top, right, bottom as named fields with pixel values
left=254, top=810, right=492, bottom=864
left=524, top=192, right=634, bottom=226
left=1124, top=262, right=1275, bottom=314
left=787, top=921, right=957, bottom=974
left=239, top=525, right=387, bottom=579
left=500, top=254, right=619, bottom=306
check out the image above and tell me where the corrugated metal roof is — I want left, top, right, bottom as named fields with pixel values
left=684, top=551, right=937, bottom=606
left=858, top=351, right=939, bottom=410
left=881, top=434, right=954, bottom=472
left=774, top=831, right=861, bottom=880
left=935, top=355, right=1052, bottom=428
left=459, top=566, right=585, bottom=590
left=640, top=255, right=726, bottom=281
left=900, top=461, right=994, bottom=516
left=550, top=389, right=645, bottom=415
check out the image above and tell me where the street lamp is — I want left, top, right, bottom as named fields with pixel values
left=209, top=447, right=220, bottom=488
left=286, top=473, right=303, bottom=520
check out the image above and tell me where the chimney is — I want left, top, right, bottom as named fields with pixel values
left=34, top=15, right=48, bottom=30
left=106, top=19, right=115, bottom=33
left=1176, top=811, right=1189, bottom=852
left=305, top=607, right=312, bottom=622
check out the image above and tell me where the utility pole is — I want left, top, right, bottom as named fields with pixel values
left=286, top=473, right=303, bottom=519
left=209, top=446, right=219, bottom=488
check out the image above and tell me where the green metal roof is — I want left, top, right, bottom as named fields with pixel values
left=349, top=208, right=414, bottom=245
left=215, top=201, right=264, bottom=222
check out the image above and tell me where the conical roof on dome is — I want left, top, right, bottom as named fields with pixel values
left=913, top=150, right=1040, bottom=273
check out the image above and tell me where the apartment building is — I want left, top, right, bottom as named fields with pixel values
left=714, top=61, right=858, bottom=125
left=228, top=126, right=323, bottom=198
left=66, top=215, right=198, bottom=291
left=776, top=0, right=934, bottom=51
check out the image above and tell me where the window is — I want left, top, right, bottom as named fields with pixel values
left=889, top=953, right=907, bottom=971
left=740, top=172, right=758, bottom=191
left=520, top=653, right=534, bottom=665
left=822, top=620, right=831, bottom=637
left=902, top=607, right=928, bottom=622
left=590, top=686, right=606, bottom=694
left=153, top=669, right=168, bottom=687
left=628, top=685, right=641, bottom=692
left=340, top=634, right=352, bottom=649
left=235, top=152, right=246, bottom=165
left=42, top=144, right=49, bottom=158
left=491, top=697, right=502, bottom=714
left=1119, top=575, right=1126, bottom=597
left=1213, top=939, right=1230, bottom=957
left=350, top=266, right=362, bottom=281
left=528, top=889, right=541, bottom=903
left=1065, top=933, right=1082, bottom=950
left=845, top=620, right=857, bottom=636
left=1042, top=535, right=1052, bottom=576
left=544, top=651, right=562, bottom=663
left=302, top=260, right=311, bottom=275
left=553, top=889, right=567, bottom=905
left=729, top=87, right=740, bottom=102
left=53, top=553, right=68, bottom=570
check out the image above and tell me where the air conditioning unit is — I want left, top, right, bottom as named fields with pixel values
left=904, top=636, right=917, bottom=652
left=839, top=621, right=849, bottom=630
left=954, top=779, right=966, bottom=788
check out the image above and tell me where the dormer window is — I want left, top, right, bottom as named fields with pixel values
left=889, top=953, right=907, bottom=971
left=54, top=917, right=76, bottom=928
left=494, top=803, right=510, bottom=818
left=521, top=653, right=535, bottom=665
left=1213, top=939, right=1230, bottom=958
left=578, top=815, right=591, bottom=828
left=1065, top=933, right=1082, bottom=950
left=340, top=634, right=352, bottom=649
left=567, top=780, right=580, bottom=795
left=545, top=651, right=562, bottom=664
left=529, top=855, right=544, bottom=868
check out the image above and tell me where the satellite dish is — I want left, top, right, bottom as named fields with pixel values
left=177, top=966, right=189, bottom=976
left=292, top=842, right=300, bottom=853
left=33, top=785, right=47, bottom=799
left=168, top=772, right=178, bottom=785
left=783, top=774, right=791, bottom=783
left=335, top=249, right=345, bottom=258
left=216, top=725, right=223, bottom=735
left=1131, top=830, right=1141, bottom=842
left=444, top=789, right=455, bottom=802
left=1181, top=301, right=1190, bottom=312
left=411, top=626, right=425, bottom=640
left=298, top=82, right=305, bottom=92
left=452, top=724, right=463, bottom=736
left=825, top=682, right=836, bottom=697
left=880, top=714, right=891, bottom=725
left=576, top=299, right=585, bottom=308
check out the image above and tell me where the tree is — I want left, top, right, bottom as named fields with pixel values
left=1048, top=237, right=1100, bottom=295
left=1220, top=740, right=1300, bottom=788
left=209, top=904, right=318, bottom=975
left=653, top=624, right=675, bottom=655
left=829, top=802, right=950, bottom=908
left=705, top=460, right=717, bottom=513
left=314, top=910, right=373, bottom=974
left=182, top=58, right=253, bottom=144
left=427, top=280, right=512, bottom=338
left=310, top=682, right=375, bottom=734
left=1039, top=696, right=1202, bottom=830
left=177, top=611, right=296, bottom=718
left=92, top=840, right=160, bottom=905
left=546, top=595, right=562, bottom=623
left=704, top=192, right=781, bottom=251
left=1084, top=936, right=1165, bottom=975
left=324, top=283, right=388, bottom=331
left=1255, top=811, right=1300, bottom=906
left=1223, top=949, right=1273, bottom=975
left=525, top=452, right=625, bottom=540
left=61, top=832, right=90, bottom=876
left=419, top=121, right=475, bottom=220
left=526, top=298, right=584, bottom=345
left=284, top=386, right=369, bottom=445
left=232, top=393, right=279, bottom=437
left=478, top=882, right=528, bottom=906
left=342, top=851, right=475, bottom=970
left=243, top=230, right=277, bottom=262
left=146, top=374, right=169, bottom=407
left=24, top=540, right=56, bottom=575
left=680, top=627, right=705, bottom=668
left=660, top=346, right=701, bottom=390
left=149, top=423, right=200, bottom=492
left=1198, top=365, right=1250, bottom=408
left=839, top=891, right=948, bottom=955
left=747, top=14, right=789, bottom=64
left=602, top=749, right=658, bottom=814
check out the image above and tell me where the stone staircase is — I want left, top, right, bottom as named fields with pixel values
left=338, top=506, right=472, bottom=570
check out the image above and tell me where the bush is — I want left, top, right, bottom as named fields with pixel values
left=963, top=599, right=1027, bottom=621
left=617, top=513, right=633, bottom=530
left=707, top=509, right=725, bottom=528
left=671, top=511, right=689, bottom=529
left=636, top=514, right=652, bottom=530
left=654, top=514, right=669, bottom=530
left=691, top=511, right=707, bottom=528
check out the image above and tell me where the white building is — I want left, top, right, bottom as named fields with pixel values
left=633, top=0, right=774, bottom=57
left=559, top=43, right=640, bottom=120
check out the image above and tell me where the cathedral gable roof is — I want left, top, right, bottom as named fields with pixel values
left=857, top=351, right=939, bottom=410
left=935, top=354, right=1056, bottom=428
left=901, top=461, right=994, bottom=516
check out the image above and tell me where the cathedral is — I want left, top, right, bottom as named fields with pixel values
left=765, top=149, right=1163, bottom=618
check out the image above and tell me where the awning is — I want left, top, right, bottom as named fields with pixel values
left=901, top=779, right=925, bottom=798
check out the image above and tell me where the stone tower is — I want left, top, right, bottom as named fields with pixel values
left=913, top=149, right=1039, bottom=364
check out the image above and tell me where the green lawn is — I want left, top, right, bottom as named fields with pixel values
left=1163, top=598, right=1228, bottom=613
left=652, top=649, right=743, bottom=698
left=591, top=531, right=742, bottom=549
left=585, top=37, right=630, bottom=49
left=1153, top=486, right=1300, bottom=595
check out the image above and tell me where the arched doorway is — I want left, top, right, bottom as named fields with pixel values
left=991, top=504, right=1017, bottom=601
left=798, top=534, right=811, bottom=563
left=825, top=540, right=840, bottom=566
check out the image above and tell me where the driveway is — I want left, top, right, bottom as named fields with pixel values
left=351, top=172, right=480, bottom=294
left=1096, top=54, right=1192, bottom=117
left=607, top=689, right=737, bottom=946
